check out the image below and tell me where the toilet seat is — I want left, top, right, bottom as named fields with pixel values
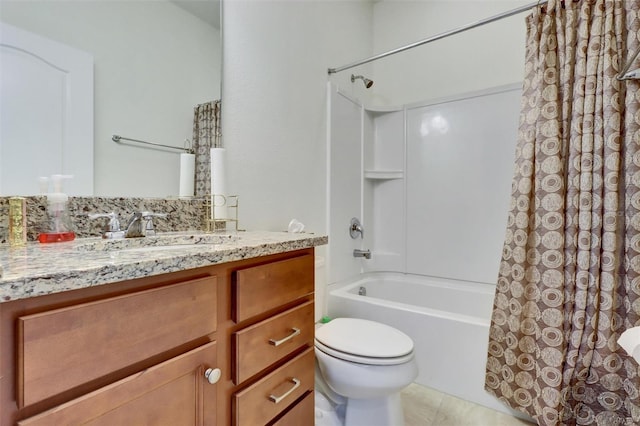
left=315, top=339, right=414, bottom=365
left=315, top=318, right=414, bottom=366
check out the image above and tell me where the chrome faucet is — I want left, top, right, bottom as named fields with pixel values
left=124, top=212, right=145, bottom=238
left=124, top=211, right=167, bottom=238
left=89, top=211, right=166, bottom=239
left=353, top=249, right=371, bottom=259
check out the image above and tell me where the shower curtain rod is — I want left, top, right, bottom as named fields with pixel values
left=327, top=0, right=546, bottom=74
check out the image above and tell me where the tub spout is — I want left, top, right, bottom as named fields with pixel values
left=353, top=249, right=371, bottom=259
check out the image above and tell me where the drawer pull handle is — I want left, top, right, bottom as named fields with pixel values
left=268, top=378, right=301, bottom=404
left=204, top=368, right=222, bottom=384
left=269, top=327, right=301, bottom=347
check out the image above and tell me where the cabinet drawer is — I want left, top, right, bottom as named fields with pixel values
left=233, top=300, right=314, bottom=384
left=272, top=391, right=314, bottom=426
left=17, top=276, right=217, bottom=407
left=233, top=347, right=314, bottom=426
left=18, top=341, right=218, bottom=426
left=233, top=254, right=314, bottom=323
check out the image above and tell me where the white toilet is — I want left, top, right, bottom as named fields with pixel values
left=314, top=317, right=418, bottom=426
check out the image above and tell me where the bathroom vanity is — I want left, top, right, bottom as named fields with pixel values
left=0, top=231, right=326, bottom=425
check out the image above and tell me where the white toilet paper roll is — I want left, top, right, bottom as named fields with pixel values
left=179, top=153, right=195, bottom=198
left=618, top=326, right=640, bottom=364
left=210, top=148, right=228, bottom=220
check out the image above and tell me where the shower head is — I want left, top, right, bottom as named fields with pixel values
left=351, top=74, right=374, bottom=89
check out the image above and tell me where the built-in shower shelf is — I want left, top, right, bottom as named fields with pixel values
left=364, top=170, right=404, bottom=180
left=365, top=105, right=403, bottom=113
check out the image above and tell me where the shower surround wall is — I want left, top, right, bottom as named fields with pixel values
left=326, top=83, right=522, bottom=413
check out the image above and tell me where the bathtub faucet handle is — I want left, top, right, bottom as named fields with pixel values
left=353, top=249, right=371, bottom=259
left=350, top=217, right=364, bottom=239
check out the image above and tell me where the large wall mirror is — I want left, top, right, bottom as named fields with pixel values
left=0, top=0, right=221, bottom=197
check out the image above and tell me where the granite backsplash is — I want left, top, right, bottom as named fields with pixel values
left=0, top=196, right=209, bottom=243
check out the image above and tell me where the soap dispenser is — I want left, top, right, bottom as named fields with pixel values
left=38, top=174, right=76, bottom=243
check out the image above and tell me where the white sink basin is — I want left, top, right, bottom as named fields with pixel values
left=120, top=244, right=203, bottom=253
left=75, top=233, right=238, bottom=252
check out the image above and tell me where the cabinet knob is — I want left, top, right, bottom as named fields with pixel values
left=204, top=368, right=221, bottom=384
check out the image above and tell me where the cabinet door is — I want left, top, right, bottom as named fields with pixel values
left=17, top=276, right=217, bottom=407
left=18, top=342, right=218, bottom=426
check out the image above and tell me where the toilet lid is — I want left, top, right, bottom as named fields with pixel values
left=315, top=318, right=414, bottom=359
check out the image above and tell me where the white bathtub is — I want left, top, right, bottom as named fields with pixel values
left=326, top=272, right=520, bottom=417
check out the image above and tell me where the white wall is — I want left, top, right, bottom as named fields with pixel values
left=1, top=1, right=221, bottom=197
left=222, top=0, right=533, bottom=229
left=372, top=0, right=531, bottom=106
left=222, top=0, right=373, bottom=233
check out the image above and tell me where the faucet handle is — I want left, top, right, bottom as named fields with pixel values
left=140, top=212, right=167, bottom=236
left=350, top=217, right=364, bottom=239
left=88, top=212, right=124, bottom=239
left=88, top=212, right=120, bottom=231
left=140, top=211, right=167, bottom=220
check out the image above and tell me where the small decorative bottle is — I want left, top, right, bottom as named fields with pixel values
left=8, top=197, right=27, bottom=247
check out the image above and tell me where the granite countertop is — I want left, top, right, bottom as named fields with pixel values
left=0, top=231, right=328, bottom=303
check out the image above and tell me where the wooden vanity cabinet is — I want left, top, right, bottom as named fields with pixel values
left=0, top=247, right=315, bottom=426
left=1, top=271, right=220, bottom=425
left=230, top=253, right=315, bottom=426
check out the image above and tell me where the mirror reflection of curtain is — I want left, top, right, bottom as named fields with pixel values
left=485, top=0, right=640, bottom=424
left=193, top=100, right=221, bottom=196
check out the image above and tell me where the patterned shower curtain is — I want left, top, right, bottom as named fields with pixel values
left=193, top=100, right=222, bottom=196
left=485, top=1, right=640, bottom=425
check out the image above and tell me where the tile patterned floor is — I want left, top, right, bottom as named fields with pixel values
left=401, top=383, right=535, bottom=426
